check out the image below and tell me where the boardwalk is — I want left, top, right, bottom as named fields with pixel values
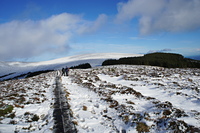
left=53, top=76, right=77, bottom=133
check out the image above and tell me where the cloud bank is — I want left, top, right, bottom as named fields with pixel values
left=0, top=13, right=107, bottom=61
left=148, top=48, right=173, bottom=54
left=116, top=0, right=200, bottom=35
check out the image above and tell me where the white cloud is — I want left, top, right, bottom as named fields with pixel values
left=148, top=48, right=173, bottom=54
left=71, top=42, right=146, bottom=54
left=0, top=13, right=107, bottom=61
left=116, top=0, right=200, bottom=35
left=77, top=14, right=107, bottom=34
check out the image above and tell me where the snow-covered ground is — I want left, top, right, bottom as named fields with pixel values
left=62, top=65, right=200, bottom=132
left=0, top=72, right=56, bottom=133
left=0, top=65, right=200, bottom=132
left=0, top=53, right=200, bottom=132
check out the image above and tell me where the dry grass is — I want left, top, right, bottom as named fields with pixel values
left=136, top=122, right=150, bottom=133
left=82, top=105, right=87, bottom=111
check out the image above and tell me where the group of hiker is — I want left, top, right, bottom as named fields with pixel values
left=60, top=67, right=69, bottom=76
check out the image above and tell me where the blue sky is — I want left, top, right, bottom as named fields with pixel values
left=0, top=0, right=200, bottom=62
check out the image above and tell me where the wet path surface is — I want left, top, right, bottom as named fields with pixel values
left=53, top=76, right=77, bottom=133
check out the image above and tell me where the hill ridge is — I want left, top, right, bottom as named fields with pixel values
left=0, top=53, right=142, bottom=81
left=102, top=52, right=200, bottom=68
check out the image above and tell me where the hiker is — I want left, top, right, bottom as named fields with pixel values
left=65, top=67, right=69, bottom=76
left=62, top=68, right=65, bottom=76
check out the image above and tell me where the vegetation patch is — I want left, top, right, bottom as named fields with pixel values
left=0, top=105, right=14, bottom=117
left=31, top=114, right=40, bottom=121
left=70, top=63, right=92, bottom=69
left=102, top=52, right=200, bottom=68
left=8, top=112, right=16, bottom=119
left=163, top=109, right=172, bottom=116
left=136, top=122, right=150, bottom=133
left=168, top=120, right=200, bottom=132
left=82, top=105, right=87, bottom=111
left=126, top=101, right=135, bottom=105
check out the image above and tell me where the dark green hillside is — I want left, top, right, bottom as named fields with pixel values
left=102, top=53, right=200, bottom=68
left=70, top=63, right=92, bottom=69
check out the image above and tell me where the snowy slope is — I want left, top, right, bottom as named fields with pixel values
left=61, top=65, right=200, bottom=132
left=0, top=72, right=56, bottom=133
left=0, top=64, right=199, bottom=132
left=0, top=53, right=141, bottom=80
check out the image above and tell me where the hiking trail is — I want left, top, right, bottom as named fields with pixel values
left=53, top=76, right=77, bottom=133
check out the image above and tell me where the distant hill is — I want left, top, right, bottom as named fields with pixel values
left=102, top=53, right=200, bottom=68
left=187, top=55, right=200, bottom=61
left=0, top=53, right=141, bottom=81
